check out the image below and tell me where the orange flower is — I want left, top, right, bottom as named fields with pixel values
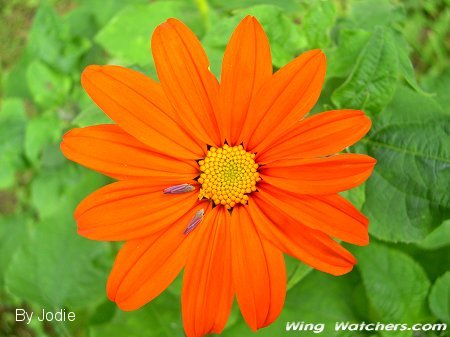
left=61, top=16, right=375, bottom=337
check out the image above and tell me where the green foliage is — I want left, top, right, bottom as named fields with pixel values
left=332, top=27, right=398, bottom=116
left=5, top=211, right=110, bottom=309
left=419, top=220, right=450, bottom=250
left=24, top=113, right=62, bottom=166
left=429, top=272, right=450, bottom=324
left=0, top=99, right=26, bottom=189
left=362, top=84, right=450, bottom=243
left=354, top=242, right=430, bottom=323
left=0, top=0, right=449, bottom=336
left=302, top=1, right=336, bottom=48
left=90, top=291, right=184, bottom=337
left=222, top=271, right=364, bottom=337
left=95, top=1, right=202, bottom=68
left=26, top=60, right=72, bottom=109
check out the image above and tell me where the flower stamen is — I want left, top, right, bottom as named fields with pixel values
left=197, top=144, right=260, bottom=209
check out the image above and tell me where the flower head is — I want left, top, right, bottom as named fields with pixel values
left=61, top=16, right=375, bottom=337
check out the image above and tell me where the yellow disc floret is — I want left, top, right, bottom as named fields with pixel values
left=197, top=144, right=260, bottom=209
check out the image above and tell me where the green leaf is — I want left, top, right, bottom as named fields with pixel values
left=2, top=54, right=32, bottom=99
left=5, top=209, right=110, bottom=309
left=5, top=166, right=109, bottom=308
left=30, top=165, right=108, bottom=219
left=348, top=0, right=406, bottom=30
left=367, top=121, right=450, bottom=207
left=354, top=242, right=430, bottom=322
left=392, top=31, right=428, bottom=94
left=95, top=1, right=201, bottom=67
left=26, top=60, right=72, bottom=109
left=379, top=85, right=445, bottom=125
left=340, top=184, right=365, bottom=211
left=90, top=291, right=184, bottom=337
left=72, top=103, right=113, bottom=127
left=362, top=86, right=450, bottom=242
left=0, top=215, right=28, bottom=286
left=422, top=68, right=450, bottom=110
left=285, top=255, right=312, bottom=290
left=77, top=0, right=148, bottom=27
left=241, top=5, right=306, bottom=68
left=208, top=0, right=300, bottom=12
left=302, top=1, right=336, bottom=48
left=222, top=271, right=363, bottom=337
left=0, top=98, right=26, bottom=189
left=27, top=5, right=91, bottom=73
left=332, top=27, right=398, bottom=116
left=24, top=114, right=62, bottom=165
left=419, top=220, right=450, bottom=250
left=363, top=171, right=444, bottom=243
left=429, top=272, right=450, bottom=324
left=326, top=29, right=372, bottom=79
left=203, top=4, right=305, bottom=73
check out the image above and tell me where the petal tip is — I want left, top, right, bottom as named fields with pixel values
left=82, top=65, right=103, bottom=76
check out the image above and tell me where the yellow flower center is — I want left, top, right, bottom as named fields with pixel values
left=197, top=144, right=260, bottom=209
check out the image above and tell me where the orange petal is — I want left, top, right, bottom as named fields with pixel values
left=75, top=180, right=200, bottom=241
left=261, top=154, right=376, bottom=194
left=231, top=206, right=286, bottom=331
left=182, top=207, right=233, bottom=337
left=81, top=65, right=205, bottom=160
left=241, top=49, right=326, bottom=152
left=152, top=19, right=221, bottom=146
left=218, top=16, right=272, bottom=145
left=61, top=124, right=198, bottom=181
left=107, top=206, right=202, bottom=310
left=258, top=110, right=372, bottom=164
left=247, top=197, right=356, bottom=276
left=258, top=183, right=369, bottom=245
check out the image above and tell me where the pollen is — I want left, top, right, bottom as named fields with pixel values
left=197, top=144, right=261, bottom=209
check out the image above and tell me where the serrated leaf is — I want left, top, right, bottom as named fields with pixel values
left=379, top=85, right=445, bottom=125
left=24, top=114, right=62, bottom=165
left=332, top=27, right=398, bottom=116
left=348, top=0, right=406, bottom=30
left=5, top=210, right=110, bottom=309
left=419, top=220, right=450, bottom=250
left=429, top=272, right=450, bottom=324
left=27, top=5, right=91, bottom=73
left=363, top=171, right=444, bottom=243
left=362, top=85, right=450, bottom=242
left=392, top=31, right=428, bottom=95
left=77, top=0, right=148, bottom=27
left=302, top=1, right=336, bottom=48
left=367, top=121, right=450, bottom=207
left=95, top=1, right=201, bottom=67
left=354, top=242, right=430, bottom=322
left=26, top=60, right=72, bottom=109
left=5, top=166, right=109, bottom=309
left=326, top=29, right=372, bottom=79
left=30, top=165, right=108, bottom=219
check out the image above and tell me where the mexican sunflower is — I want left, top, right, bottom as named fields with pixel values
left=61, top=16, right=375, bottom=337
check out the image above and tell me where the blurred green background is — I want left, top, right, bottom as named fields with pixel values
left=0, top=0, right=449, bottom=336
